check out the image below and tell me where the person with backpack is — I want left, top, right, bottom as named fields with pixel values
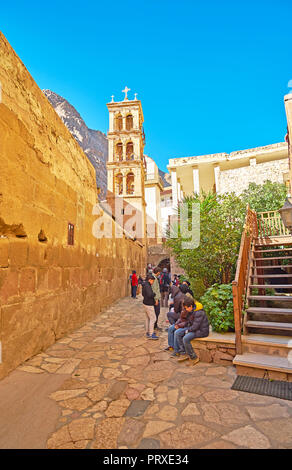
left=160, top=268, right=171, bottom=307
left=142, top=274, right=159, bottom=340
left=130, top=270, right=138, bottom=298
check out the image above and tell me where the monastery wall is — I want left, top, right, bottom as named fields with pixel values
left=218, top=158, right=289, bottom=195
left=0, top=33, right=146, bottom=379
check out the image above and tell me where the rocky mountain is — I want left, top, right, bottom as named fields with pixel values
left=159, top=169, right=171, bottom=187
left=43, top=89, right=108, bottom=199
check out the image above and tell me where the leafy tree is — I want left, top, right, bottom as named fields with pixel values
left=166, top=191, right=246, bottom=292
left=241, top=180, right=287, bottom=213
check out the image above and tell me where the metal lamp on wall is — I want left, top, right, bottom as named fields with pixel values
left=281, top=95, right=292, bottom=234
left=279, top=196, right=292, bottom=234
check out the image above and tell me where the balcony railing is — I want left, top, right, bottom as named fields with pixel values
left=257, top=210, right=290, bottom=238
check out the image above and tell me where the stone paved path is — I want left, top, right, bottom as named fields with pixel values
left=1, top=295, right=292, bottom=449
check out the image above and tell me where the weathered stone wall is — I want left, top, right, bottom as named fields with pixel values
left=219, top=158, right=289, bottom=195
left=0, top=33, right=146, bottom=380
left=191, top=338, right=236, bottom=365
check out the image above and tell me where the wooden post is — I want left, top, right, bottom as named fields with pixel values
left=232, top=280, right=242, bottom=355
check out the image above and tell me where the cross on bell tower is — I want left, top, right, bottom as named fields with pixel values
left=122, top=86, right=130, bottom=101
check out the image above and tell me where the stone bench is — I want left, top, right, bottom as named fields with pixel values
left=191, top=332, right=236, bottom=365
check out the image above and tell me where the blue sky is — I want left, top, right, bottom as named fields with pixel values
left=1, top=0, right=292, bottom=171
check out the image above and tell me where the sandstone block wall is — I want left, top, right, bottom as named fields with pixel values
left=192, top=339, right=236, bottom=365
left=0, top=33, right=146, bottom=380
left=218, top=159, right=289, bottom=195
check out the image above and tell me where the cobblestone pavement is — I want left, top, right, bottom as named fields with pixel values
left=6, top=296, right=292, bottom=449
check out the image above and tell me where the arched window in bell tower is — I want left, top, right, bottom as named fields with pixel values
left=115, top=114, right=123, bottom=131
left=115, top=173, right=123, bottom=195
left=126, top=141, right=134, bottom=160
left=116, top=142, right=123, bottom=161
left=126, top=172, right=135, bottom=195
left=126, top=114, right=133, bottom=131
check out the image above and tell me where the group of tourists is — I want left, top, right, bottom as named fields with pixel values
left=133, top=266, right=209, bottom=366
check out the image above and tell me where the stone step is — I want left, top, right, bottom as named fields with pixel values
left=233, top=352, right=292, bottom=381
left=242, top=334, right=292, bottom=358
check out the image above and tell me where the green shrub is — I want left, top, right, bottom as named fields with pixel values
left=201, top=283, right=234, bottom=332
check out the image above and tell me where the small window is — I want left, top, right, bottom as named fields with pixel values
left=68, top=223, right=74, bottom=245
left=126, top=114, right=133, bottom=130
left=126, top=142, right=134, bottom=160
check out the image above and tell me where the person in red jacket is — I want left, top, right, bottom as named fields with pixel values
left=130, top=270, right=138, bottom=298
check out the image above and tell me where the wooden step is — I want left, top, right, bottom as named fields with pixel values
left=242, top=333, right=292, bottom=346
left=252, top=265, right=292, bottom=270
left=252, top=256, right=292, bottom=261
left=246, top=321, right=292, bottom=331
left=233, top=352, right=292, bottom=373
left=256, top=236, right=292, bottom=246
left=251, top=274, right=292, bottom=278
left=247, top=307, right=292, bottom=314
left=250, top=285, right=292, bottom=289
left=248, top=295, right=292, bottom=301
left=255, top=248, right=292, bottom=253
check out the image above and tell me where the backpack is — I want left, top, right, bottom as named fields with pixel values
left=160, top=273, right=170, bottom=287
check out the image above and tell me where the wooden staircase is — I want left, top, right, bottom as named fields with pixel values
left=232, top=209, right=292, bottom=381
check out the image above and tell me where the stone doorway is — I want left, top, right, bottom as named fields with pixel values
left=157, top=258, right=170, bottom=273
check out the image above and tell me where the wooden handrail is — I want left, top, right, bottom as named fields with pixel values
left=232, top=206, right=258, bottom=354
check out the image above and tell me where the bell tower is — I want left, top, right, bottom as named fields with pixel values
left=106, top=87, right=147, bottom=242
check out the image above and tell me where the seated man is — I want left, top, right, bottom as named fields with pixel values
left=176, top=303, right=209, bottom=366
left=165, top=297, right=194, bottom=357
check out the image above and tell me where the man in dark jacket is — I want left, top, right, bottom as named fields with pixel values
left=176, top=308, right=209, bottom=365
left=142, top=274, right=159, bottom=340
left=165, top=296, right=194, bottom=355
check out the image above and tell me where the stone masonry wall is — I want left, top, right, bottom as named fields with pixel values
left=219, top=159, right=289, bottom=195
left=192, top=339, right=236, bottom=365
left=0, top=33, right=146, bottom=379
